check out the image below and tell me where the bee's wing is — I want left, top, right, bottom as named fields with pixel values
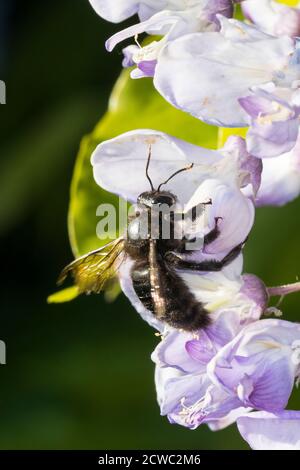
left=58, top=238, right=125, bottom=294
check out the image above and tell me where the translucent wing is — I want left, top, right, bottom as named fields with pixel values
left=58, top=238, right=125, bottom=294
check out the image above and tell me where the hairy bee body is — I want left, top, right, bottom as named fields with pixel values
left=125, top=199, right=210, bottom=332
left=130, top=255, right=210, bottom=331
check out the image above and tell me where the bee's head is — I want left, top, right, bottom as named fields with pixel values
left=137, top=190, right=177, bottom=209
left=140, top=143, right=194, bottom=208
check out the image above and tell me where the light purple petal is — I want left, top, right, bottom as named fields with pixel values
left=91, top=0, right=234, bottom=25
left=186, top=335, right=216, bottom=364
left=239, top=94, right=276, bottom=119
left=105, top=1, right=235, bottom=54
left=239, top=88, right=300, bottom=159
left=91, top=129, right=231, bottom=204
left=92, top=129, right=197, bottom=203
left=155, top=364, right=243, bottom=429
left=122, top=45, right=139, bottom=67
left=105, top=11, right=179, bottom=52
left=237, top=410, right=300, bottom=450
left=248, top=356, right=294, bottom=411
left=88, top=0, right=164, bottom=23
left=193, top=181, right=255, bottom=255
left=138, top=59, right=157, bottom=77
left=205, top=311, right=242, bottom=347
left=154, top=17, right=296, bottom=126
left=221, top=135, right=262, bottom=196
left=130, top=67, right=148, bottom=79
left=242, top=0, right=300, bottom=38
left=155, top=365, right=209, bottom=417
left=255, top=133, right=300, bottom=206
left=167, top=382, right=242, bottom=429
left=208, top=407, right=252, bottom=431
left=152, top=329, right=205, bottom=374
left=246, top=118, right=299, bottom=159
left=208, top=319, right=300, bottom=410
left=205, top=0, right=234, bottom=26
left=240, top=274, right=268, bottom=322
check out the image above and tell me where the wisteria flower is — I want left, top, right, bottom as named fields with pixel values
left=242, top=0, right=300, bottom=38
left=234, top=84, right=300, bottom=206
left=237, top=410, right=300, bottom=450
left=239, top=84, right=300, bottom=159
left=255, top=132, right=300, bottom=206
left=58, top=0, right=300, bottom=452
left=154, top=16, right=299, bottom=126
left=152, top=277, right=267, bottom=421
left=208, top=319, right=300, bottom=411
left=94, top=1, right=235, bottom=78
left=153, top=311, right=300, bottom=448
left=153, top=275, right=268, bottom=421
left=89, top=0, right=195, bottom=23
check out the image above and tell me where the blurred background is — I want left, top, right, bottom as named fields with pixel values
left=0, top=0, right=299, bottom=450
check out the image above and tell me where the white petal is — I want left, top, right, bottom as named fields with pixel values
left=237, top=411, right=300, bottom=450
left=106, top=11, right=179, bottom=52
left=89, top=0, right=166, bottom=23
left=256, top=132, right=300, bottom=206
left=91, top=129, right=222, bottom=204
left=154, top=18, right=295, bottom=126
left=184, top=179, right=255, bottom=255
left=242, top=0, right=300, bottom=38
left=208, top=407, right=252, bottom=431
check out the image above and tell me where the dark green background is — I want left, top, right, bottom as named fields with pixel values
left=0, top=0, right=299, bottom=450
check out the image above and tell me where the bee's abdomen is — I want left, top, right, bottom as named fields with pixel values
left=131, top=260, right=156, bottom=314
left=131, top=259, right=210, bottom=332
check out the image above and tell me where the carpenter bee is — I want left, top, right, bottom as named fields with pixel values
left=58, top=147, right=243, bottom=331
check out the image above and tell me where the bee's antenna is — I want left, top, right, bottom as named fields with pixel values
left=146, top=145, right=155, bottom=191
left=158, top=163, right=194, bottom=191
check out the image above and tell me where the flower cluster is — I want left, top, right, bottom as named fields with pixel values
left=88, top=0, right=300, bottom=449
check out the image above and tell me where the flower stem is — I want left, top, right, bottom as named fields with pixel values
left=268, top=282, right=300, bottom=297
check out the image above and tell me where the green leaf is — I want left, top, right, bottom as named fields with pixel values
left=218, top=127, right=248, bottom=148
left=47, top=286, right=80, bottom=304
left=69, top=69, right=218, bottom=259
left=279, top=0, right=298, bottom=6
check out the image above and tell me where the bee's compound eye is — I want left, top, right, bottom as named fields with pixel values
left=155, top=194, right=175, bottom=207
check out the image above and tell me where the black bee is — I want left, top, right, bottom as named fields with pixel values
left=58, top=147, right=243, bottom=331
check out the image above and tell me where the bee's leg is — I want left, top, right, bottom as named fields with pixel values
left=173, top=200, right=212, bottom=227
left=173, top=200, right=214, bottom=252
left=203, top=217, right=223, bottom=246
left=165, top=242, right=243, bottom=272
left=188, top=199, right=212, bottom=222
left=174, top=217, right=222, bottom=254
